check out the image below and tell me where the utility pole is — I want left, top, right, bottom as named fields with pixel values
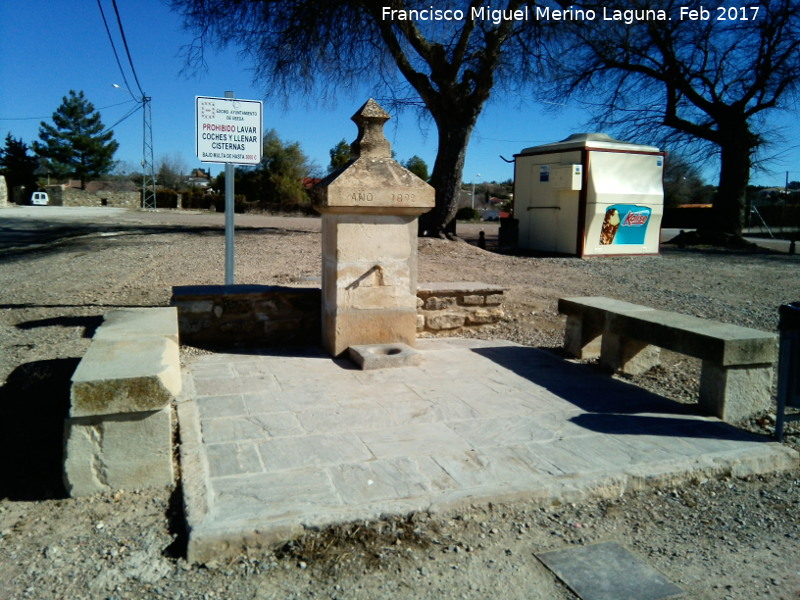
left=471, top=173, right=481, bottom=210
left=141, top=95, right=156, bottom=209
left=114, top=84, right=156, bottom=209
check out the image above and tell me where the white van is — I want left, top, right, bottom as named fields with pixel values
left=31, top=192, right=49, bottom=206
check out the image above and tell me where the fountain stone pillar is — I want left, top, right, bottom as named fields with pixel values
left=314, top=99, right=435, bottom=357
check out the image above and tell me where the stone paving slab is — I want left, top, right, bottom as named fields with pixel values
left=178, top=338, right=798, bottom=564
left=536, top=541, right=684, bottom=600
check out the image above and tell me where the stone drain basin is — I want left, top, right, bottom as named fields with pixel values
left=348, top=343, right=422, bottom=370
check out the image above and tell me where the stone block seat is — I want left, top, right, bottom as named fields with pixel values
left=558, top=297, right=778, bottom=422
left=63, top=307, right=181, bottom=497
left=558, top=297, right=657, bottom=359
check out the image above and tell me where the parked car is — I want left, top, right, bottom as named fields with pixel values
left=31, top=192, right=49, bottom=206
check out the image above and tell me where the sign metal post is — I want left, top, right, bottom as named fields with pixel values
left=195, top=93, right=263, bottom=285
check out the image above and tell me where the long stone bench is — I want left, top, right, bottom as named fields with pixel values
left=558, top=296, right=778, bottom=422
left=63, top=307, right=180, bottom=497
left=558, top=297, right=657, bottom=359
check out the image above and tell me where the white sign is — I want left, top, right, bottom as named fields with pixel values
left=195, top=96, right=263, bottom=165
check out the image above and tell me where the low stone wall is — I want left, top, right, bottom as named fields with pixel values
left=417, top=282, right=505, bottom=335
left=63, top=308, right=180, bottom=497
left=0, top=175, right=8, bottom=207
left=172, top=285, right=322, bottom=348
left=172, top=282, right=505, bottom=347
left=47, top=185, right=140, bottom=208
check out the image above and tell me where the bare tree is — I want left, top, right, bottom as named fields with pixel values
left=663, top=154, right=713, bottom=207
left=157, top=152, right=190, bottom=190
left=171, top=0, right=556, bottom=237
left=546, top=0, right=800, bottom=238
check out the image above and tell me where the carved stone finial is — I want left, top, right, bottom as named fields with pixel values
left=350, top=98, right=391, bottom=160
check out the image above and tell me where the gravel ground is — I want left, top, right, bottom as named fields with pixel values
left=1, top=206, right=798, bottom=600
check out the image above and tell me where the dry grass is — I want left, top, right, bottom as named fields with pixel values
left=275, top=514, right=436, bottom=573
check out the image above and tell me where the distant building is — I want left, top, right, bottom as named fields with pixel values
left=186, top=169, right=211, bottom=189
left=758, top=187, right=790, bottom=199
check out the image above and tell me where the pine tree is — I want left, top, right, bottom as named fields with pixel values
left=404, top=155, right=429, bottom=182
left=33, top=90, right=119, bottom=189
left=0, top=134, right=39, bottom=201
left=328, top=139, right=350, bottom=173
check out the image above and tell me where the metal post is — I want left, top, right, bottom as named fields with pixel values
left=471, top=181, right=475, bottom=210
left=471, top=173, right=481, bottom=210
left=141, top=99, right=145, bottom=208
left=775, top=302, right=800, bottom=442
left=224, top=91, right=235, bottom=285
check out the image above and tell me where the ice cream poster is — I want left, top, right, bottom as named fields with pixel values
left=599, top=205, right=652, bottom=245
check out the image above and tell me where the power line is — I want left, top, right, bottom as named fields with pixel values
left=111, top=0, right=145, bottom=98
left=97, top=0, right=135, bottom=100
left=0, top=99, right=138, bottom=122
left=101, top=102, right=143, bottom=135
left=96, top=0, right=155, bottom=210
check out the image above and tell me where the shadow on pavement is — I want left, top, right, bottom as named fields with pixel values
left=471, top=344, right=767, bottom=443
left=16, top=315, right=104, bottom=338
left=0, top=358, right=78, bottom=500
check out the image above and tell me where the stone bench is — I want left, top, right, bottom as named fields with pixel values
left=63, top=307, right=181, bottom=497
left=558, top=296, right=778, bottom=422
left=558, top=297, right=657, bottom=359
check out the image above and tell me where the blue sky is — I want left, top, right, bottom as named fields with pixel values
left=1, top=0, right=797, bottom=187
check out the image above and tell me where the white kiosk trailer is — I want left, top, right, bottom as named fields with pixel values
left=513, top=133, right=665, bottom=256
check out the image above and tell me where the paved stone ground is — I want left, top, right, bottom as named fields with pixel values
left=178, top=338, right=798, bottom=563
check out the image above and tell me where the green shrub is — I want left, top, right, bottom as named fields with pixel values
left=181, top=190, right=220, bottom=211
left=212, top=195, right=250, bottom=213
left=155, top=189, right=180, bottom=209
left=456, top=207, right=480, bottom=221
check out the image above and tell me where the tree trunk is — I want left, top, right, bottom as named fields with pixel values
left=419, top=117, right=475, bottom=237
left=712, top=134, right=753, bottom=237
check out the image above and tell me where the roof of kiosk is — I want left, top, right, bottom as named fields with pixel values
left=518, top=133, right=660, bottom=155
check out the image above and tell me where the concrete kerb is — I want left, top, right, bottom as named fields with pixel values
left=175, top=373, right=241, bottom=562
left=179, top=435, right=797, bottom=565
